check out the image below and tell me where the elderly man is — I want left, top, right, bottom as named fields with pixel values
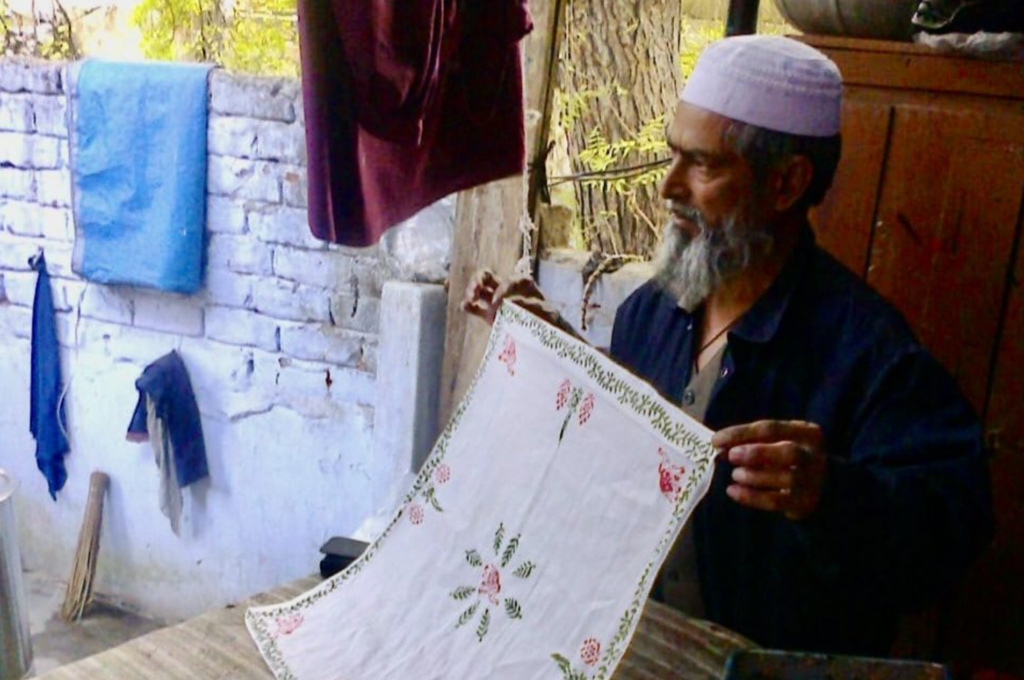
left=463, top=35, right=992, bottom=656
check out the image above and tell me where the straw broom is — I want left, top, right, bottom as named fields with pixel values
left=61, top=471, right=109, bottom=622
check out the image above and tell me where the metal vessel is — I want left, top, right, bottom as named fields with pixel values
left=774, top=0, right=921, bottom=40
left=0, top=470, right=32, bottom=680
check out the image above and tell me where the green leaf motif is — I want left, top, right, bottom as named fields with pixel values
left=450, top=586, right=475, bottom=601
left=558, top=410, right=573, bottom=444
left=551, top=653, right=587, bottom=680
left=476, top=607, right=490, bottom=642
left=466, top=549, right=483, bottom=568
left=424, top=486, right=443, bottom=513
left=493, top=523, right=505, bottom=556
left=501, top=535, right=520, bottom=568
left=512, top=561, right=536, bottom=579
left=456, top=602, right=479, bottom=628
left=504, top=598, right=522, bottom=620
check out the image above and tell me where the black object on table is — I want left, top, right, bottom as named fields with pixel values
left=725, top=650, right=952, bottom=680
left=319, top=536, right=369, bottom=578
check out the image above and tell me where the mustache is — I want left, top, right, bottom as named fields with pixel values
left=666, top=200, right=704, bottom=225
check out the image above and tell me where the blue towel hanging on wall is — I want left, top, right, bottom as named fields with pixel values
left=70, top=60, right=214, bottom=294
left=30, top=252, right=70, bottom=500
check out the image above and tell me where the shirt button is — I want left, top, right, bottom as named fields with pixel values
left=683, top=389, right=696, bottom=406
left=720, top=366, right=731, bottom=378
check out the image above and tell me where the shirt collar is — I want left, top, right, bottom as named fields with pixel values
left=729, top=224, right=816, bottom=345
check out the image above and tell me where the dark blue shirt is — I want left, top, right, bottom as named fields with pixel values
left=610, top=227, right=993, bottom=655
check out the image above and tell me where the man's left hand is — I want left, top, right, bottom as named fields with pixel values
left=711, top=420, right=829, bottom=521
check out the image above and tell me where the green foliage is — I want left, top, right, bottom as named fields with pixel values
left=130, top=0, right=297, bottom=76
left=424, top=485, right=443, bottom=512
left=1, top=0, right=79, bottom=59
left=679, top=21, right=722, bottom=80
left=456, top=602, right=479, bottom=628
left=465, top=549, right=483, bottom=568
left=552, top=653, right=588, bottom=680
left=500, top=535, right=520, bottom=568
left=476, top=607, right=490, bottom=642
left=503, top=598, right=523, bottom=620
left=493, top=523, right=505, bottom=556
left=223, top=0, right=295, bottom=75
left=512, top=561, right=536, bottom=579
left=450, top=586, right=475, bottom=601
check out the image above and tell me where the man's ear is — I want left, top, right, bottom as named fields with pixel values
left=770, top=156, right=814, bottom=212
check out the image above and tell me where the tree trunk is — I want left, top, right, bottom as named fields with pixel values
left=560, top=0, right=682, bottom=257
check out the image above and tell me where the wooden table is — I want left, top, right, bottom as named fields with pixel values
left=39, top=577, right=754, bottom=680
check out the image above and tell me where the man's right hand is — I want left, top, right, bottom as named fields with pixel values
left=460, top=269, right=560, bottom=328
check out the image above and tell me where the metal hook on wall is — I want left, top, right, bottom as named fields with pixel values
left=27, top=247, right=44, bottom=271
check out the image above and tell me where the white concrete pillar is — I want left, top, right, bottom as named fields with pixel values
left=358, top=282, right=447, bottom=540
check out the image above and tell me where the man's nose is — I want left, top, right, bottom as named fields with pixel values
left=659, top=159, right=689, bottom=203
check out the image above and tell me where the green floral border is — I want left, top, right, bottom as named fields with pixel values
left=246, top=302, right=715, bottom=680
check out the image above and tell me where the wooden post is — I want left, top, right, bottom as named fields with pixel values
left=439, top=0, right=566, bottom=424
left=726, top=0, right=760, bottom=35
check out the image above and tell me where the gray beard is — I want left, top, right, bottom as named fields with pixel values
left=652, top=207, right=774, bottom=312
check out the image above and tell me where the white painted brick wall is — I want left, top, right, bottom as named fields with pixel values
left=201, top=269, right=255, bottom=308
left=0, top=59, right=390, bottom=622
left=80, top=283, right=134, bottom=324
left=279, top=323, right=367, bottom=366
left=273, top=246, right=353, bottom=288
left=248, top=204, right=324, bottom=249
left=31, top=94, right=69, bottom=137
left=36, top=168, right=72, bottom=207
left=207, top=156, right=282, bottom=203
left=0, top=270, right=37, bottom=306
left=0, top=58, right=63, bottom=94
left=206, top=306, right=280, bottom=351
left=205, top=195, right=248, bottom=235
left=0, top=131, right=61, bottom=167
left=207, top=233, right=274, bottom=276
left=0, top=167, right=35, bottom=200
left=208, top=70, right=298, bottom=122
left=252, top=278, right=331, bottom=323
left=330, top=293, right=381, bottom=335
left=132, top=290, right=205, bottom=336
left=0, top=200, right=42, bottom=236
left=0, top=94, right=33, bottom=131
left=280, top=164, right=307, bottom=208
left=208, top=116, right=306, bottom=165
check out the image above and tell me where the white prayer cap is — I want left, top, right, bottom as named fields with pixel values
left=680, top=35, right=843, bottom=138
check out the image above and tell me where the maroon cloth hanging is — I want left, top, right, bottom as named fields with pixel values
left=298, top=0, right=533, bottom=247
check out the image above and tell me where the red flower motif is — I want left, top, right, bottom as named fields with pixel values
left=578, top=393, right=595, bottom=425
left=275, top=614, right=304, bottom=637
left=479, top=564, right=502, bottom=605
left=657, top=448, right=686, bottom=502
left=580, top=637, right=601, bottom=666
left=498, top=336, right=517, bottom=375
left=435, top=464, right=451, bottom=485
left=408, top=503, right=425, bottom=525
left=556, top=379, right=572, bottom=410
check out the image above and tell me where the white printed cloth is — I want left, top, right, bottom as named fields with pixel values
left=247, top=303, right=716, bottom=680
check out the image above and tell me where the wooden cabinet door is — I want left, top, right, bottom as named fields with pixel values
left=943, top=226, right=1024, bottom=678
left=811, top=96, right=892, bottom=278
left=867, top=104, right=1024, bottom=415
left=866, top=103, right=1024, bottom=677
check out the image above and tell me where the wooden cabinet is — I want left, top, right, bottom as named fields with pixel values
left=801, top=36, right=1024, bottom=678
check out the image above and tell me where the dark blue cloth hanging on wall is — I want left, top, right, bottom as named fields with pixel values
left=126, top=351, right=208, bottom=488
left=29, top=253, right=70, bottom=500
